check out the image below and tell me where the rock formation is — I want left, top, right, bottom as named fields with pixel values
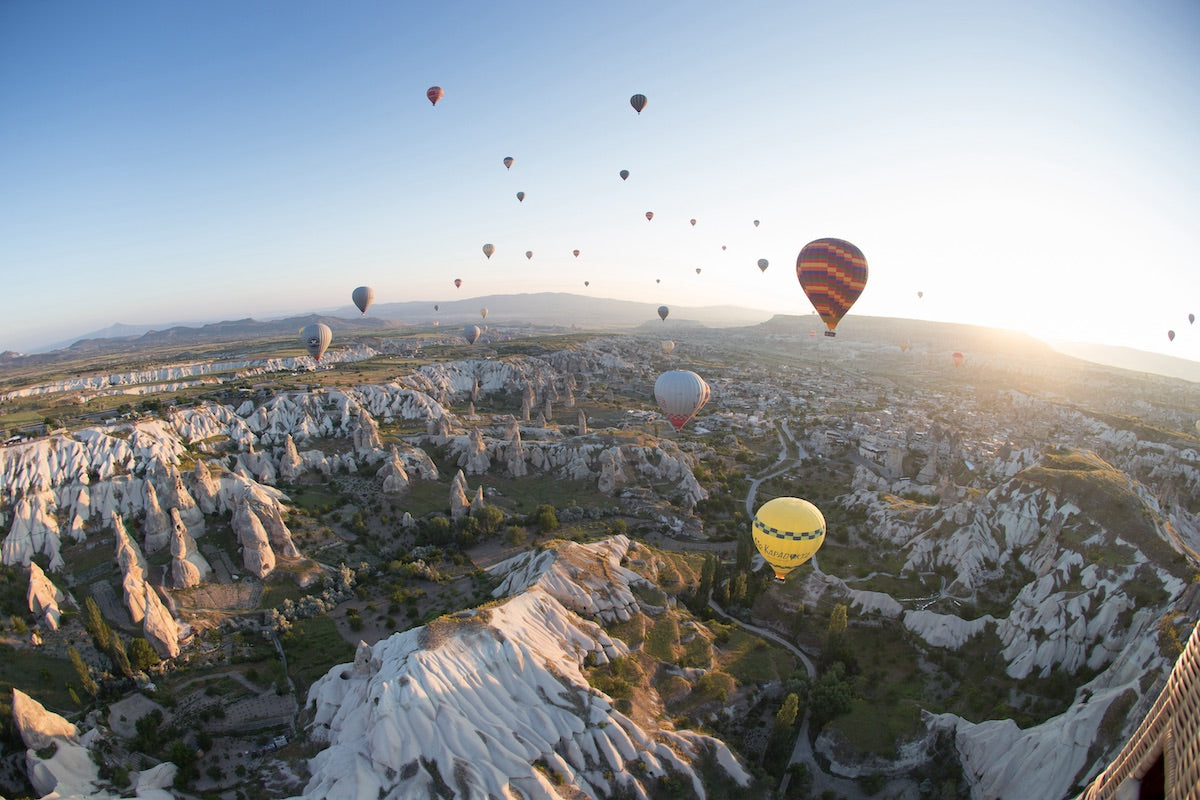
left=352, top=413, right=382, bottom=454
left=449, top=470, right=471, bottom=520
left=456, top=428, right=491, bottom=475
left=378, top=447, right=411, bottom=494
left=141, top=480, right=171, bottom=554
left=168, top=509, right=211, bottom=589
left=232, top=494, right=276, bottom=578
left=278, top=434, right=305, bottom=481
left=27, top=561, right=67, bottom=631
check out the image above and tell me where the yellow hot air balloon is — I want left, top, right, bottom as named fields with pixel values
left=752, top=497, right=826, bottom=581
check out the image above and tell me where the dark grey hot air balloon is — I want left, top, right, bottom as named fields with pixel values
left=301, top=323, right=332, bottom=362
left=352, top=286, right=374, bottom=315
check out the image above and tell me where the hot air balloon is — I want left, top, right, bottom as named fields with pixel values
left=434, top=304, right=439, bottom=311
left=646, top=211, right=654, bottom=221
left=952, top=351, right=965, bottom=366
left=658, top=305, right=669, bottom=321
left=917, top=291, right=924, bottom=299
left=752, top=497, right=826, bottom=581
left=721, top=245, right=727, bottom=251
left=753, top=220, right=760, bottom=228
left=797, top=238, right=868, bottom=337
left=1195, top=420, right=1200, bottom=435
left=433, top=320, right=439, bottom=326
left=584, top=280, right=590, bottom=287
left=503, top=156, right=514, bottom=169
left=808, top=330, right=817, bottom=338
left=454, top=278, right=462, bottom=289
left=757, top=259, right=768, bottom=273
left=426, top=86, right=444, bottom=106
left=690, top=219, right=697, bottom=227
left=463, top=325, right=481, bottom=345
left=1168, top=330, right=1176, bottom=342
left=654, top=370, right=711, bottom=431
left=352, top=286, right=374, bottom=315
left=482, top=243, right=495, bottom=259
left=526, top=251, right=533, bottom=260
left=661, top=340, right=675, bottom=354
left=630, top=94, right=648, bottom=114
left=573, top=250, right=580, bottom=257
left=656, top=278, right=661, bottom=284
left=300, top=323, right=332, bottom=362
left=899, top=341, right=911, bottom=352
left=516, top=191, right=525, bottom=202
left=1190, top=314, right=1195, bottom=325
left=695, top=268, right=702, bottom=275
left=619, top=169, right=630, bottom=181
left=480, top=308, right=488, bottom=319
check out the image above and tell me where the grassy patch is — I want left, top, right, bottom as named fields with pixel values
left=281, top=615, right=357, bottom=694
left=644, top=615, right=680, bottom=662
left=718, top=627, right=797, bottom=684
left=828, top=697, right=923, bottom=759
left=0, top=644, right=79, bottom=715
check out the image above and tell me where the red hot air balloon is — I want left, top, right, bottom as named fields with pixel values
left=426, top=86, right=444, bottom=106
left=645, top=211, right=654, bottom=221
left=503, top=156, right=514, bottom=169
left=630, top=94, right=648, bottom=114
left=952, top=351, right=965, bottom=366
left=796, top=238, right=869, bottom=337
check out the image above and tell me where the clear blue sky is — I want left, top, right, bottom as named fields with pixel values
left=2, top=0, right=1199, bottom=361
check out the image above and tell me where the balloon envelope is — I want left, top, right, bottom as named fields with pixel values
left=480, top=308, right=488, bottom=319
left=516, top=191, right=525, bottom=202
left=482, top=243, right=495, bottom=259
left=630, top=93, right=647, bottom=114
left=654, top=370, right=711, bottom=431
left=757, top=259, right=769, bottom=273
left=645, top=211, right=654, bottom=221
left=503, top=156, right=514, bottom=169
left=300, top=323, right=332, bottom=362
left=657, top=305, right=669, bottom=321
left=690, top=219, right=697, bottom=226
left=695, top=268, right=702, bottom=275
left=463, top=325, right=481, bottom=345
left=584, top=280, right=590, bottom=287
left=661, top=340, right=675, bottom=354
left=1190, top=313, right=1195, bottom=325
left=619, top=169, right=630, bottom=181
left=426, top=86, right=443, bottom=106
left=797, top=238, right=868, bottom=336
left=454, top=278, right=462, bottom=289
left=753, top=220, right=760, bottom=227
left=1168, top=330, right=1176, bottom=342
left=573, top=249, right=580, bottom=257
left=352, top=286, right=374, bottom=315
left=526, top=251, right=533, bottom=260
left=752, top=497, right=826, bottom=581
left=434, top=304, right=439, bottom=311
left=952, top=351, right=965, bottom=366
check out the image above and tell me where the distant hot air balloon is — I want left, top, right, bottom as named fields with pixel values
left=721, top=245, right=727, bottom=251
left=630, top=94, right=648, bottom=114
left=300, top=323, right=332, bottom=362
left=619, top=169, right=630, bottom=181
left=899, top=341, right=911, bottom=352
left=695, top=268, right=702, bottom=275
left=503, top=156, right=514, bottom=169
left=809, top=330, right=817, bottom=338
left=584, top=280, right=590, bottom=287
left=917, top=291, right=924, bottom=299
left=434, top=304, right=439, bottom=311
left=752, top=497, right=826, bottom=581
left=480, top=308, right=488, bottom=319
left=526, top=251, right=533, bottom=260
left=757, top=259, right=769, bottom=273
left=658, top=305, right=669, bottom=321
left=1190, top=313, right=1196, bottom=325
left=656, top=278, right=661, bottom=284
left=797, top=238, right=868, bottom=337
left=952, top=351, right=965, bottom=366
left=690, top=219, right=697, bottom=227
left=433, top=320, right=439, bottom=326
left=352, top=286, right=374, bottom=315
left=454, top=278, right=462, bottom=289
left=482, top=243, right=495, bottom=259
left=426, top=86, right=444, bottom=106
left=654, top=370, right=711, bottom=431
left=646, top=211, right=654, bottom=221
left=573, top=249, right=580, bottom=257
left=1168, top=330, right=1176, bottom=342
left=516, top=191, right=525, bottom=202
left=661, top=340, right=675, bottom=354
left=463, top=325, right=481, bottom=345
left=753, top=220, right=760, bottom=228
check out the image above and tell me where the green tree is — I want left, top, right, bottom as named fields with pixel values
left=128, top=637, right=160, bottom=672
left=534, top=504, right=559, bottom=533
left=83, top=596, right=112, bottom=652
left=474, top=505, right=504, bottom=535
left=108, top=635, right=133, bottom=678
left=735, top=531, right=753, bottom=572
left=68, top=647, right=98, bottom=697
left=774, top=692, right=800, bottom=732
left=809, top=662, right=854, bottom=731
left=828, top=604, right=848, bottom=638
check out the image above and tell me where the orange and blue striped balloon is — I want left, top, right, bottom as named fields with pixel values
left=796, top=238, right=868, bottom=337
